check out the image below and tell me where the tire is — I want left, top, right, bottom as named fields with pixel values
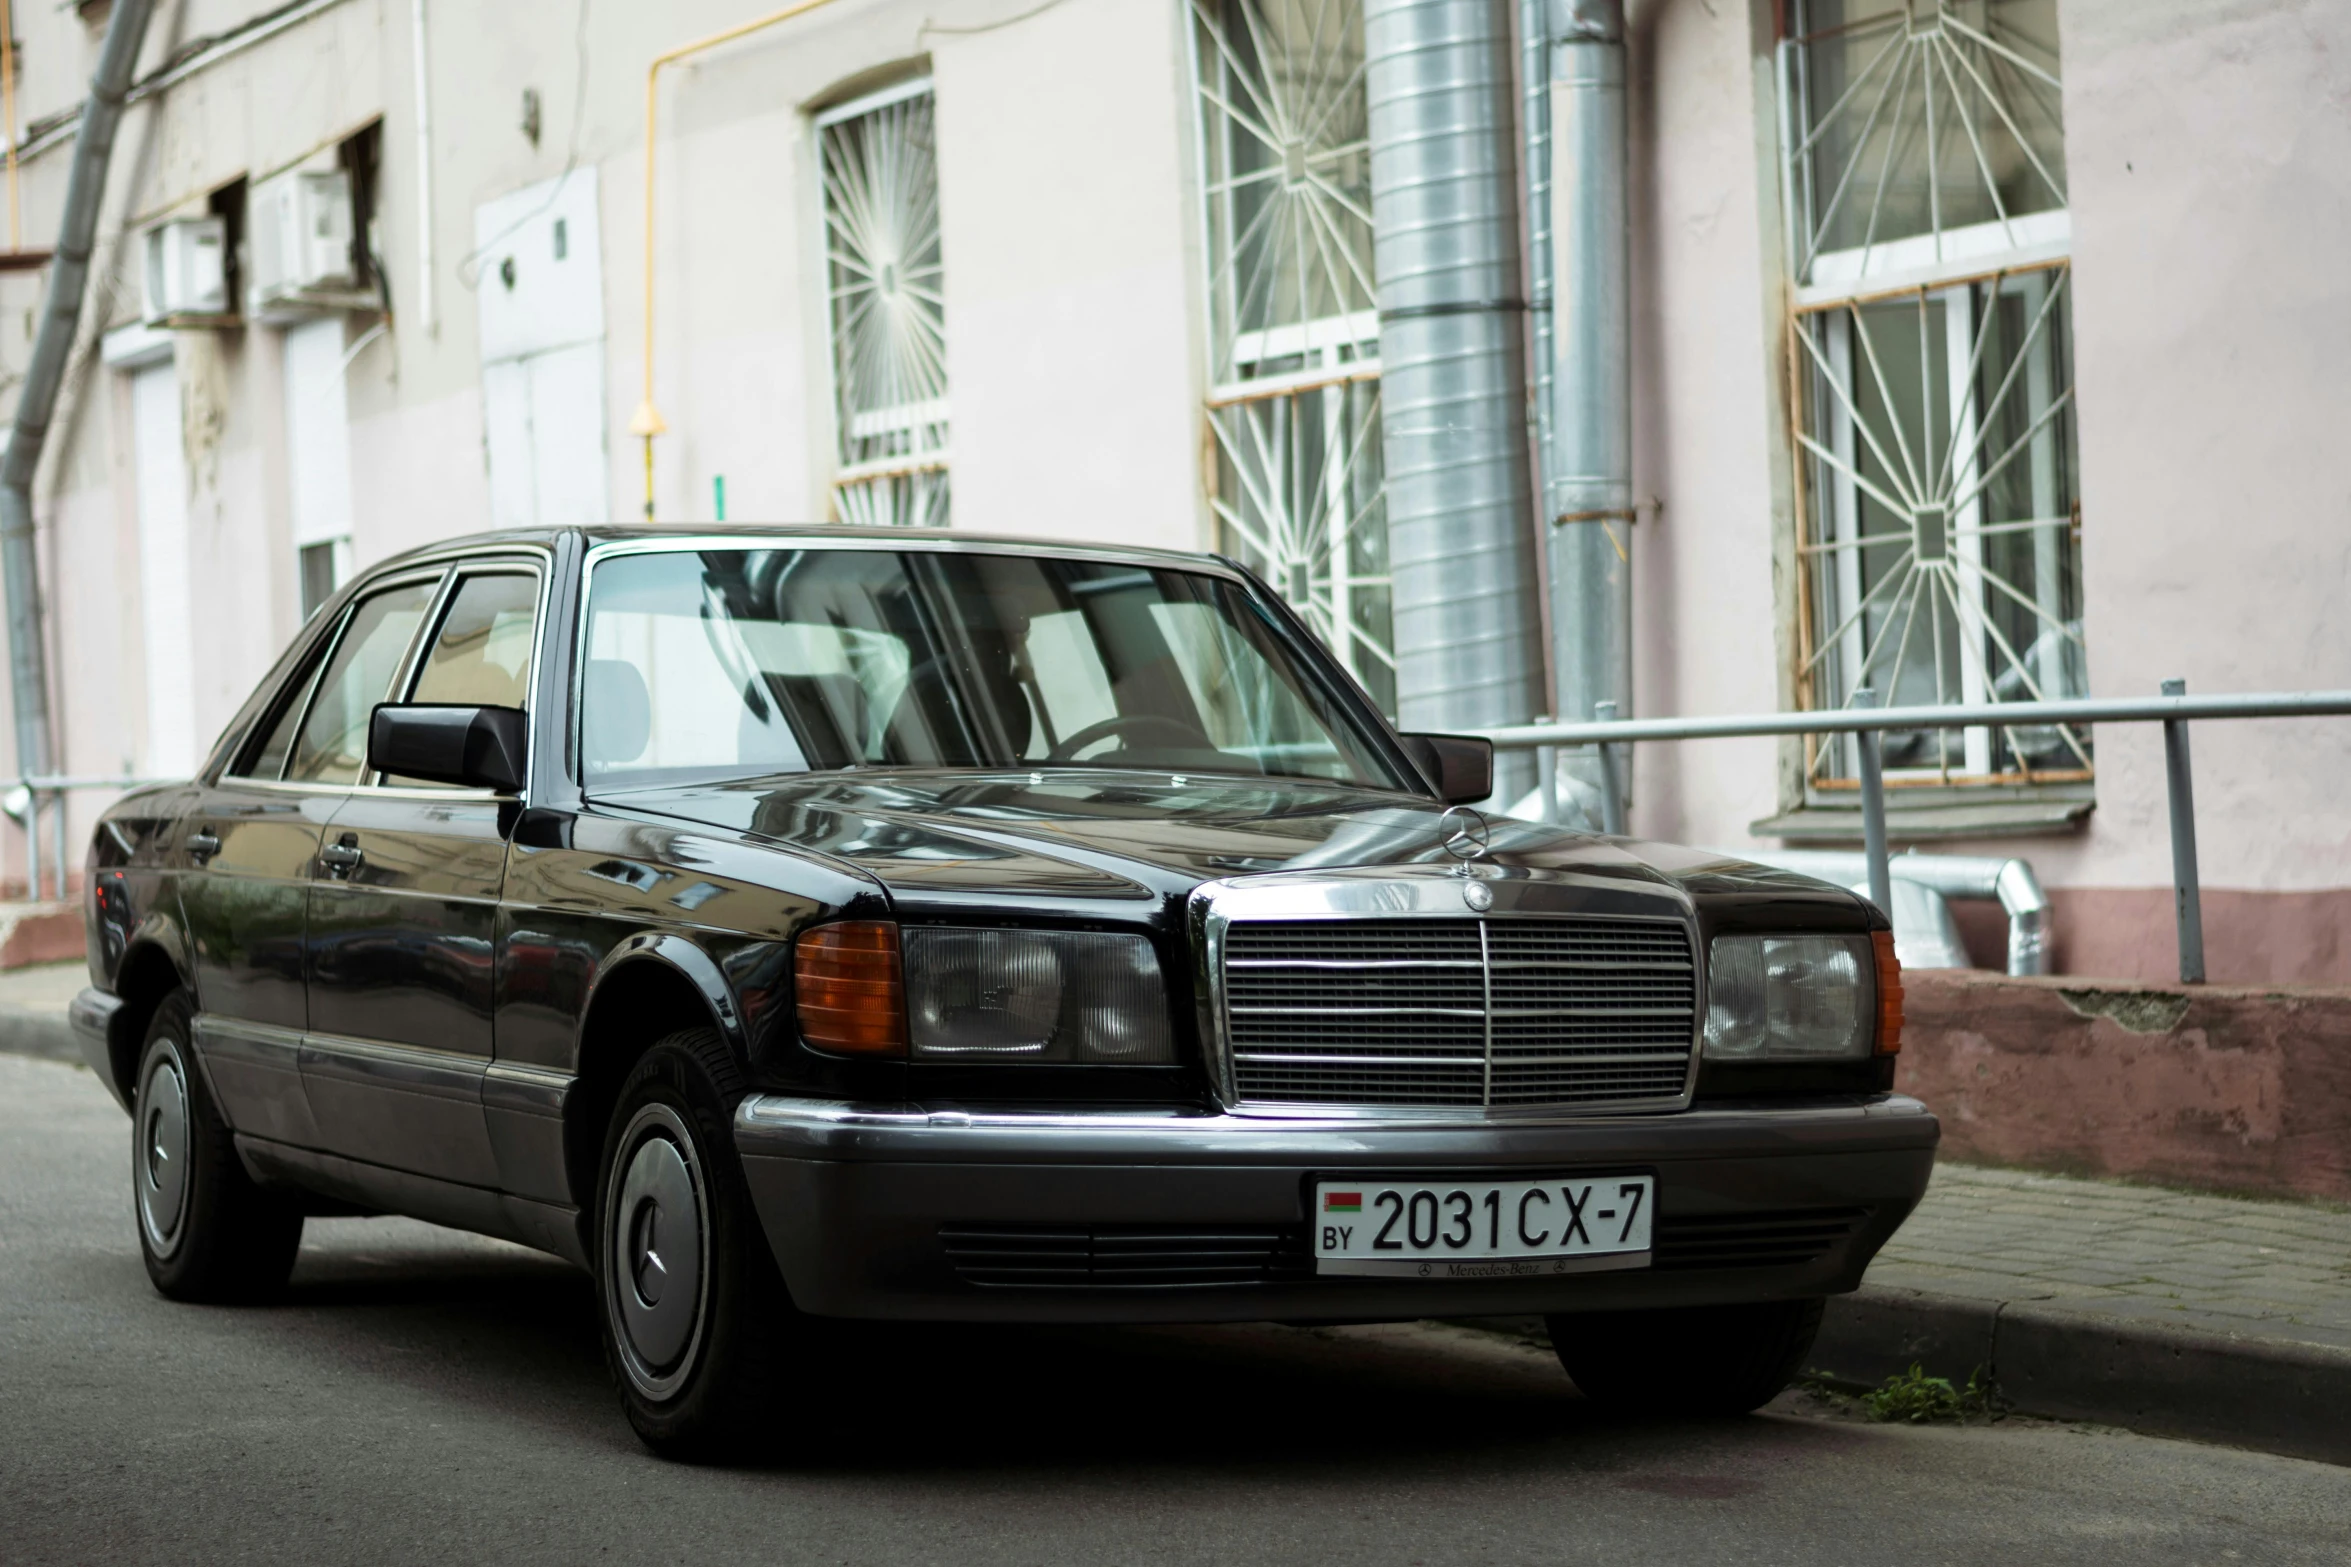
left=594, top=1029, right=795, bottom=1460
left=1546, top=1297, right=1825, bottom=1417
left=132, top=992, right=304, bottom=1302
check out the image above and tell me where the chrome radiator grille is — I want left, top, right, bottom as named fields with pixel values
left=1221, top=917, right=1696, bottom=1110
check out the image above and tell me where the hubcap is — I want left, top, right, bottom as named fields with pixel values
left=137, top=1048, right=191, bottom=1255
left=606, top=1107, right=707, bottom=1394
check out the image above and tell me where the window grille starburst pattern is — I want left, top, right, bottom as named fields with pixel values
left=1190, top=0, right=1391, bottom=704
left=1208, top=377, right=1393, bottom=707
left=1795, top=265, right=2087, bottom=778
left=1783, top=0, right=2065, bottom=292
left=1783, top=1, right=2086, bottom=784
left=821, top=85, right=949, bottom=528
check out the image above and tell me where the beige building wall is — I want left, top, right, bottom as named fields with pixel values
left=0, top=0, right=2343, bottom=982
left=0, top=0, right=1212, bottom=895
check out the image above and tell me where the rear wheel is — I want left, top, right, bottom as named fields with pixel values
left=133, top=992, right=304, bottom=1302
left=595, top=1030, right=797, bottom=1459
left=1546, top=1298, right=1824, bottom=1417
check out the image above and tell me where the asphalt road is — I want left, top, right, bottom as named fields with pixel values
left=4, top=1053, right=2346, bottom=1566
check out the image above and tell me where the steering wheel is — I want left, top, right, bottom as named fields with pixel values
left=1044, top=713, right=1218, bottom=764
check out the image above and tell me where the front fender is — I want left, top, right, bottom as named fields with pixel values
left=578, top=931, right=751, bottom=1062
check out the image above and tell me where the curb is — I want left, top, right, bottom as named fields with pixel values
left=0, top=1004, right=80, bottom=1066
left=1811, top=1284, right=2351, bottom=1468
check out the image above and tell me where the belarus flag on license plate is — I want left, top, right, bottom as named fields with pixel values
left=1323, top=1191, right=1363, bottom=1213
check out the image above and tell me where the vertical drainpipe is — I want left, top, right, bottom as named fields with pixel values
left=1519, top=0, right=1559, bottom=802
left=0, top=0, right=158, bottom=794
left=1544, top=0, right=1633, bottom=816
left=1365, top=0, right=1545, bottom=804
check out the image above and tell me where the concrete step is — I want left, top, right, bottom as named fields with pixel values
left=0, top=901, right=82, bottom=971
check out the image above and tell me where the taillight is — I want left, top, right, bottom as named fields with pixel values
left=795, top=921, right=906, bottom=1056
left=1872, top=929, right=1904, bottom=1056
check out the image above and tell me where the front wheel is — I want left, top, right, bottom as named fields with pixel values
left=596, top=1031, right=797, bottom=1459
left=133, top=992, right=304, bottom=1301
left=1546, top=1298, right=1825, bottom=1417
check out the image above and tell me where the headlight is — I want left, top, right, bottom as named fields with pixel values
left=1703, top=934, right=1873, bottom=1060
left=904, top=928, right=1175, bottom=1064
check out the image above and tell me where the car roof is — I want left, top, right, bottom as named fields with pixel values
left=365, top=524, right=1237, bottom=578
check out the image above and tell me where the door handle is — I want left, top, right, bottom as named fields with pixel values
left=319, top=836, right=364, bottom=878
left=186, top=828, right=221, bottom=865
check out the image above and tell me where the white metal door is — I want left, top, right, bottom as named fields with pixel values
left=283, top=316, right=357, bottom=613
left=476, top=171, right=609, bottom=528
left=526, top=341, right=607, bottom=526
left=482, top=342, right=608, bottom=529
left=131, top=360, right=197, bottom=776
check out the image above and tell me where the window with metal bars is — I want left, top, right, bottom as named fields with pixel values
left=1187, top=0, right=1394, bottom=713
left=1779, top=1, right=2089, bottom=790
left=818, top=78, right=950, bottom=529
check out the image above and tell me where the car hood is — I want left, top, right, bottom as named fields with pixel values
left=594, top=770, right=1843, bottom=910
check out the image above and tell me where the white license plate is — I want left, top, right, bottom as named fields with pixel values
left=1312, top=1176, right=1654, bottom=1278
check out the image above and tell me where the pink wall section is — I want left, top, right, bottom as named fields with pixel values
left=2049, top=889, right=2351, bottom=989
left=1948, top=888, right=2351, bottom=987
left=1899, top=969, right=2351, bottom=1202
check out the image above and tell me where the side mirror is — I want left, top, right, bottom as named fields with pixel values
left=1397, top=733, right=1493, bottom=806
left=369, top=704, right=528, bottom=794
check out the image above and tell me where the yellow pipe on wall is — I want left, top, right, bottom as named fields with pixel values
left=633, top=0, right=845, bottom=518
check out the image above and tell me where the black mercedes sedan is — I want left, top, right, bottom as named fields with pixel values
left=72, top=526, right=1935, bottom=1457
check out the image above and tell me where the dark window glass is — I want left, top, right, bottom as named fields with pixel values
left=240, top=650, right=326, bottom=781
left=579, top=549, right=1402, bottom=791
left=386, top=572, right=540, bottom=788
left=408, top=573, right=539, bottom=708
left=286, top=580, right=436, bottom=785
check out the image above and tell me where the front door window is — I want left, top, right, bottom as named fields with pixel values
left=408, top=573, right=540, bottom=710
left=285, top=582, right=436, bottom=785
left=386, top=571, right=542, bottom=788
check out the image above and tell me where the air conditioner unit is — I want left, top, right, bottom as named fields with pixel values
left=141, top=216, right=229, bottom=325
left=247, top=166, right=371, bottom=320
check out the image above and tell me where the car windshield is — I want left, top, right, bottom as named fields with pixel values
left=578, top=547, right=1407, bottom=792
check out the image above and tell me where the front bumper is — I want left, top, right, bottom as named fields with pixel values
left=734, top=1094, right=1939, bottom=1323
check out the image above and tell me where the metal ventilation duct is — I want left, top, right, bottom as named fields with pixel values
left=1365, top=0, right=1544, bottom=797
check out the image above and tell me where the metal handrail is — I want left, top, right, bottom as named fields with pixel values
left=1483, top=689, right=2351, bottom=747
left=8, top=774, right=180, bottom=905
left=1478, top=684, right=2351, bottom=984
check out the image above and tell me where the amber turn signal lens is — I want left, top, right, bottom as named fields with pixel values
left=1871, top=929, right=1904, bottom=1056
left=796, top=921, right=907, bottom=1056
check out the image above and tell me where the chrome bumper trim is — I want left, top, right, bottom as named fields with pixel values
left=734, top=1092, right=1939, bottom=1163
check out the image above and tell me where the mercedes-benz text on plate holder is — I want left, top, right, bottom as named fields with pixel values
left=1314, top=1176, right=1655, bottom=1278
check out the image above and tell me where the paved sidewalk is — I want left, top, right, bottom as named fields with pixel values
left=1869, top=1162, right=2351, bottom=1354
left=1811, top=1161, right=2351, bottom=1466
left=0, top=959, right=84, bottom=1065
